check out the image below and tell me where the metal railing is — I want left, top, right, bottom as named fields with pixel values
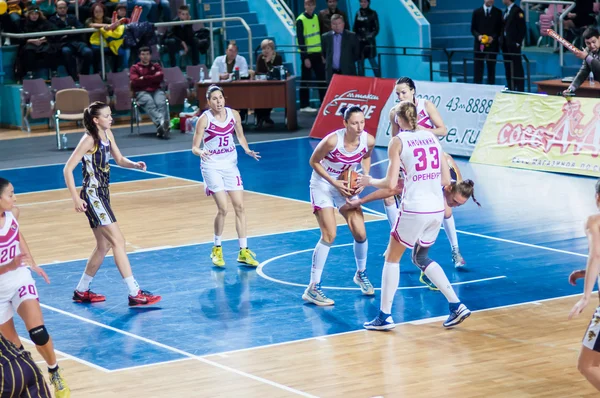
left=0, top=17, right=252, bottom=80
left=522, top=0, right=575, bottom=66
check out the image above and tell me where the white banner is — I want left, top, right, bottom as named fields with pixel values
left=374, top=81, right=504, bottom=156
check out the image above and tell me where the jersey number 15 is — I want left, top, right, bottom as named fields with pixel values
left=414, top=147, right=440, bottom=171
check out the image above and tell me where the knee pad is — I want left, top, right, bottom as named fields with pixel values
left=411, top=244, right=433, bottom=271
left=29, top=325, right=49, bottom=346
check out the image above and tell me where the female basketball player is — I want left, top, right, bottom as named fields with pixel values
left=303, top=106, right=376, bottom=306
left=0, top=178, right=70, bottom=397
left=192, top=85, right=261, bottom=268
left=568, top=179, right=600, bottom=391
left=385, top=77, right=467, bottom=269
left=63, top=101, right=162, bottom=307
left=358, top=101, right=471, bottom=330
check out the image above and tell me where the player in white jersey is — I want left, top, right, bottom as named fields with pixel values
left=303, top=106, right=376, bottom=306
left=192, top=85, right=261, bottom=268
left=357, top=101, right=471, bottom=330
left=567, top=179, right=600, bottom=391
left=386, top=77, right=467, bottom=269
left=0, top=178, right=71, bottom=397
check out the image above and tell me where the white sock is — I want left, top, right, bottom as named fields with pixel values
left=424, top=262, right=459, bottom=303
left=214, top=235, right=222, bottom=246
left=310, top=240, right=331, bottom=285
left=443, top=215, right=459, bottom=250
left=380, top=262, right=400, bottom=314
left=354, top=239, right=368, bottom=272
left=384, top=204, right=399, bottom=228
left=124, top=276, right=140, bottom=296
left=239, top=237, right=247, bottom=249
left=76, top=273, right=93, bottom=292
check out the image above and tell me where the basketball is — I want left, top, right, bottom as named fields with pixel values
left=338, top=169, right=359, bottom=195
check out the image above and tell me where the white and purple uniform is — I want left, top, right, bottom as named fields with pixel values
left=0, top=211, right=38, bottom=325
left=391, top=129, right=445, bottom=248
left=200, top=107, right=244, bottom=195
left=310, top=129, right=369, bottom=213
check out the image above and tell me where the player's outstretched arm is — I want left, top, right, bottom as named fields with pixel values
left=232, top=110, right=260, bottom=160
left=106, top=130, right=146, bottom=171
left=358, top=138, right=402, bottom=190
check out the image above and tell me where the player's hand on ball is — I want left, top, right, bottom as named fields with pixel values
left=569, top=269, right=586, bottom=285
left=569, top=296, right=590, bottom=320
left=246, top=149, right=261, bottom=161
left=73, top=197, right=87, bottom=213
left=356, top=174, right=372, bottom=188
left=333, top=180, right=353, bottom=197
left=135, top=161, right=147, bottom=171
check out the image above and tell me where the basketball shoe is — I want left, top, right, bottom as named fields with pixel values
left=353, top=270, right=375, bottom=295
left=49, top=367, right=70, bottom=398
left=364, top=311, right=395, bottom=330
left=72, top=289, right=106, bottom=303
left=211, top=246, right=225, bottom=267
left=237, top=248, right=259, bottom=266
left=302, top=283, right=334, bottom=306
left=128, top=290, right=162, bottom=306
left=443, top=303, right=471, bottom=328
left=452, top=247, right=466, bottom=268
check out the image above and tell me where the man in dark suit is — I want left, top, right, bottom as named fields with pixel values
left=321, top=14, right=359, bottom=83
left=501, top=0, right=527, bottom=91
left=471, top=0, right=503, bottom=85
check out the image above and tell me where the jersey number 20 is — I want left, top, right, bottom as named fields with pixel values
left=414, top=147, right=440, bottom=171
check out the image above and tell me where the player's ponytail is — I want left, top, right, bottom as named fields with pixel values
left=0, top=177, right=10, bottom=195
left=456, top=179, right=481, bottom=207
left=396, top=101, right=417, bottom=131
left=340, top=105, right=363, bottom=121
left=83, top=101, right=108, bottom=146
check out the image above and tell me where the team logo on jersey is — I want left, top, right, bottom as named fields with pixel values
left=10, top=223, right=17, bottom=231
left=99, top=213, right=107, bottom=221
left=93, top=201, right=101, bottom=209
left=588, top=330, right=597, bottom=342
left=91, top=184, right=97, bottom=188
left=594, top=315, right=600, bottom=326
left=88, top=189, right=94, bottom=195
left=323, top=90, right=379, bottom=117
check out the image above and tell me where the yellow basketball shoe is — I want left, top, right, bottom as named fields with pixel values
left=50, top=367, right=71, bottom=398
left=211, top=246, right=225, bottom=267
left=237, top=248, right=259, bottom=266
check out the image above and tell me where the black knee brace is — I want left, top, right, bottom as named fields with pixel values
left=411, top=243, right=433, bottom=271
left=29, top=325, right=49, bottom=346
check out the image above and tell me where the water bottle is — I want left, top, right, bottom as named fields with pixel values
left=234, top=66, right=240, bottom=81
left=590, top=72, right=596, bottom=86
left=61, top=134, right=68, bottom=150
left=210, top=64, right=220, bottom=82
left=199, top=67, right=205, bottom=83
left=183, top=98, right=191, bottom=113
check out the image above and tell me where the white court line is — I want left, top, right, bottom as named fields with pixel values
left=107, top=357, right=193, bottom=373
left=35, top=357, right=72, bottom=365
left=38, top=303, right=317, bottom=398
left=17, top=184, right=198, bottom=207
left=0, top=136, right=311, bottom=172
left=14, top=178, right=167, bottom=197
left=256, top=243, right=507, bottom=290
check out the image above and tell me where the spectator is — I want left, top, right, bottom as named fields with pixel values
left=120, top=0, right=152, bottom=23
left=318, top=0, right=348, bottom=35
left=564, top=28, right=600, bottom=96
left=165, top=5, right=206, bottom=67
left=501, top=0, right=526, bottom=91
left=322, top=14, right=358, bottom=83
left=130, top=46, right=171, bottom=139
left=296, top=0, right=325, bottom=113
left=353, top=0, right=380, bottom=77
left=86, top=2, right=128, bottom=73
left=564, top=0, right=595, bottom=33
left=148, top=0, right=171, bottom=22
left=470, top=0, right=502, bottom=85
left=212, top=41, right=249, bottom=80
left=255, top=39, right=283, bottom=128
left=20, top=5, right=59, bottom=80
left=50, top=0, right=94, bottom=79
left=2, top=0, right=24, bottom=36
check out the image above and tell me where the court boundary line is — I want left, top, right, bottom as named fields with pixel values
left=0, top=136, right=311, bottom=172
left=14, top=178, right=167, bottom=197
left=38, top=303, right=317, bottom=397
left=256, top=243, right=507, bottom=290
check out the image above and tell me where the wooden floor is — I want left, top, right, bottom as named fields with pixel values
left=9, top=166, right=599, bottom=397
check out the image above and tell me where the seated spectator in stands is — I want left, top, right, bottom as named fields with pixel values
left=318, top=0, right=348, bottom=34
left=148, top=0, right=171, bottom=22
left=50, top=0, right=94, bottom=79
left=255, top=39, right=283, bottom=128
left=20, top=5, right=60, bottom=80
left=213, top=41, right=250, bottom=80
left=120, top=0, right=152, bottom=22
left=564, top=0, right=595, bottom=33
left=68, top=0, right=92, bottom=24
left=130, top=46, right=171, bottom=139
left=564, top=27, right=600, bottom=96
left=165, top=5, right=205, bottom=67
left=86, top=2, right=128, bottom=73
left=115, top=3, right=129, bottom=23
left=1, top=0, right=24, bottom=37
left=322, top=14, right=359, bottom=83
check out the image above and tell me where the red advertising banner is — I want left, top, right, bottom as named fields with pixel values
left=309, top=75, right=396, bottom=139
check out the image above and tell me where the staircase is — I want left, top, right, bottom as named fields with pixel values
left=426, top=0, right=557, bottom=87
left=201, top=0, right=272, bottom=67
